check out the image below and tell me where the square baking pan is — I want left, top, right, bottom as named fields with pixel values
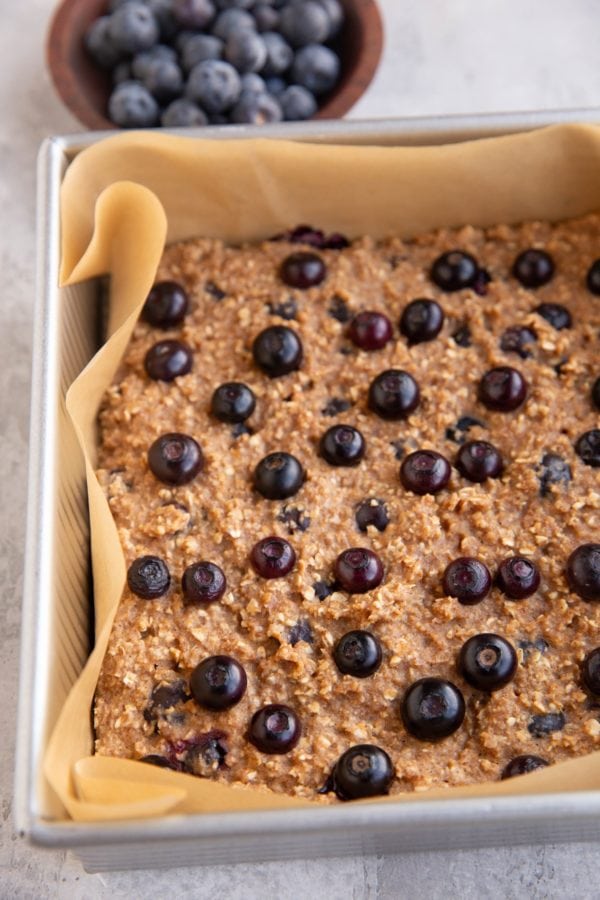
left=15, top=109, right=600, bottom=872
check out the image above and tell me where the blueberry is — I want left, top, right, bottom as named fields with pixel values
left=108, top=2, right=160, bottom=54
left=430, top=251, right=478, bottom=291
left=248, top=704, right=301, bottom=754
left=348, top=311, right=393, bottom=351
left=575, top=429, right=600, bottom=467
left=401, top=678, right=465, bottom=741
left=161, top=98, right=209, bottom=127
left=534, top=303, right=572, bottom=330
left=553, top=357, right=569, bottom=377
left=280, top=251, right=326, bottom=288
left=566, top=544, right=600, bottom=601
left=231, top=423, right=253, bottom=439
left=458, top=633, right=517, bottom=691
left=478, top=366, right=527, bottom=412
left=472, top=267, right=492, bottom=296
left=85, top=17, right=123, bottom=69
left=108, top=82, right=160, bottom=128
left=399, top=299, right=444, bottom=344
left=280, top=84, right=317, bottom=121
left=328, top=295, right=351, bottom=322
left=368, top=369, right=420, bottom=420
left=142, top=281, right=189, bottom=327
left=141, top=58, right=184, bottom=103
left=592, top=377, right=600, bottom=411
left=212, top=8, right=255, bottom=40
left=324, top=233, right=350, bottom=250
left=273, top=224, right=326, bottom=248
left=144, top=339, right=193, bottom=381
left=149, top=680, right=188, bottom=710
left=210, top=112, right=235, bottom=127
left=455, top=440, right=504, bottom=482
left=518, top=637, right=549, bottom=661
left=313, top=580, right=333, bottom=600
left=267, top=296, right=297, bottom=319
left=148, top=433, right=203, bottom=485
left=113, top=61, right=133, bottom=84
left=250, top=536, right=296, bottom=578
left=333, top=631, right=382, bottom=677
left=186, top=60, right=241, bottom=113
left=291, top=44, right=340, bottom=95
left=172, top=0, right=216, bottom=29
left=205, top=280, right=226, bottom=300
left=280, top=1, right=330, bottom=47
left=442, top=557, right=492, bottom=605
left=214, top=0, right=254, bottom=7
left=254, top=452, right=304, bottom=500
left=314, top=0, right=344, bottom=38
left=173, top=29, right=200, bottom=54
left=225, top=30, right=267, bottom=73
left=500, top=325, right=537, bottom=359
left=355, top=498, right=389, bottom=533
left=146, top=0, right=179, bottom=40
left=445, top=415, right=485, bottom=445
left=332, top=745, right=393, bottom=800
left=586, top=259, right=600, bottom=294
left=140, top=755, right=180, bottom=770
left=288, top=619, right=313, bottom=646
left=182, top=561, right=227, bottom=604
left=582, top=647, right=600, bottom=695
left=211, top=382, right=256, bottom=423
left=537, top=452, right=571, bottom=497
left=277, top=505, right=310, bottom=534
left=322, top=397, right=351, bottom=417
left=131, top=45, right=177, bottom=80
left=497, top=556, right=540, bottom=599
left=182, top=732, right=228, bottom=775
left=252, top=4, right=280, bottom=31
left=320, top=425, right=365, bottom=466
left=501, top=755, right=549, bottom=779
left=528, top=712, right=565, bottom=737
left=230, top=92, right=282, bottom=123
left=190, top=656, right=247, bottom=710
left=400, top=450, right=451, bottom=495
left=265, top=76, right=287, bottom=96
left=452, top=323, right=472, bottom=347
left=390, top=440, right=405, bottom=460
left=127, top=555, right=170, bottom=599
left=512, top=249, right=554, bottom=288
left=334, top=548, right=384, bottom=594
left=240, top=72, right=266, bottom=95
left=252, top=325, right=303, bottom=377
left=181, top=34, right=224, bottom=72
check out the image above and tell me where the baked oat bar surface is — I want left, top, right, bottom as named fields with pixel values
left=95, top=216, right=600, bottom=799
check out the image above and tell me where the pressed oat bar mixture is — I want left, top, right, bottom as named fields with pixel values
left=95, top=215, right=600, bottom=800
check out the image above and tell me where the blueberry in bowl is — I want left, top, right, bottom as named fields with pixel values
left=47, top=0, right=383, bottom=129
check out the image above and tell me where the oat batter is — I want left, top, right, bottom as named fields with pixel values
left=94, top=216, right=600, bottom=800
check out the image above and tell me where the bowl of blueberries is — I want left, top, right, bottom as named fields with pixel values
left=47, top=0, right=383, bottom=129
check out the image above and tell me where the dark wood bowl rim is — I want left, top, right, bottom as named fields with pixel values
left=46, top=0, right=384, bottom=131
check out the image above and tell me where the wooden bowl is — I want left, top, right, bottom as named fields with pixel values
left=46, top=0, right=384, bottom=130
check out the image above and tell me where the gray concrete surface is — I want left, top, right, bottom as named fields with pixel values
left=2, top=0, right=600, bottom=897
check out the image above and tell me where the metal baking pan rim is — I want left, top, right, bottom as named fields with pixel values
left=27, top=789, right=600, bottom=848
left=16, top=110, right=600, bottom=853
left=49, top=105, right=600, bottom=156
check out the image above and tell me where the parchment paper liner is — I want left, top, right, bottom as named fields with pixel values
left=44, top=127, right=600, bottom=822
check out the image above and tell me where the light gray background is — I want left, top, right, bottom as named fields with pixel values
left=2, top=0, right=600, bottom=897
